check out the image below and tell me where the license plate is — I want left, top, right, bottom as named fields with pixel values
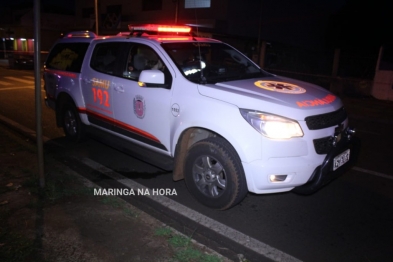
left=333, top=149, right=350, bottom=171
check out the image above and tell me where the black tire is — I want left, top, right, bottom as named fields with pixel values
left=61, top=103, right=85, bottom=142
left=184, top=137, right=248, bottom=210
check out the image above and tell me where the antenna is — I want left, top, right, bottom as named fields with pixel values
left=193, top=4, right=207, bottom=84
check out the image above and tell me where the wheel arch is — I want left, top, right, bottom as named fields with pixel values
left=183, top=136, right=248, bottom=210
left=55, top=92, right=77, bottom=128
left=172, top=127, right=243, bottom=182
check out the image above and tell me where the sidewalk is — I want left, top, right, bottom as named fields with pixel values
left=0, top=122, right=233, bottom=262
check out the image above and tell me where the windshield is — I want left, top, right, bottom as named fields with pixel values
left=162, top=42, right=270, bottom=84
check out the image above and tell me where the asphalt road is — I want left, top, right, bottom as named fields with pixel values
left=1, top=67, right=393, bottom=262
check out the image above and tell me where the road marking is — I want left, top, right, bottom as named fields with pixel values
left=81, top=157, right=302, bottom=262
left=0, top=86, right=45, bottom=91
left=23, top=76, right=35, bottom=80
left=353, top=166, right=392, bottom=180
left=0, top=80, right=12, bottom=86
left=0, top=76, right=44, bottom=90
left=0, top=86, right=34, bottom=90
left=4, top=76, right=33, bottom=84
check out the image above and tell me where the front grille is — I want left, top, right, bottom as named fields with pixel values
left=305, top=107, right=347, bottom=130
left=313, top=136, right=332, bottom=154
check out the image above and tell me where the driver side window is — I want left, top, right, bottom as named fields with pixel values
left=122, top=44, right=172, bottom=87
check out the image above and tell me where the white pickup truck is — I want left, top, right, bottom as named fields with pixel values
left=43, top=24, right=360, bottom=210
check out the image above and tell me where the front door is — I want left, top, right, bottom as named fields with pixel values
left=111, top=43, right=174, bottom=154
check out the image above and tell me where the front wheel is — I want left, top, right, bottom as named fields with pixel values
left=61, top=103, right=85, bottom=142
left=184, top=137, right=248, bottom=210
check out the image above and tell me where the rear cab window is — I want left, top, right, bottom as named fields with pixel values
left=45, top=43, right=90, bottom=72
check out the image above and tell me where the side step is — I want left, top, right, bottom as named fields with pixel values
left=87, top=127, right=174, bottom=171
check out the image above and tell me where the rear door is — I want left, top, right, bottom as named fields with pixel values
left=80, top=41, right=126, bottom=131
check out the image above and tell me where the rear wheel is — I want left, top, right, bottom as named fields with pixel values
left=184, top=137, right=248, bottom=210
left=61, top=103, right=85, bottom=142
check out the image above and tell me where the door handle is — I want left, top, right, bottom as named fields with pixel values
left=114, top=85, right=125, bottom=93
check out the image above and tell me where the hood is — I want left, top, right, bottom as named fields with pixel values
left=197, top=75, right=343, bottom=120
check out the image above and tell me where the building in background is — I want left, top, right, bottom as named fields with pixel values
left=0, top=1, right=76, bottom=65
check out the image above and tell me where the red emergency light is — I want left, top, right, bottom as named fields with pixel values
left=128, top=24, right=192, bottom=35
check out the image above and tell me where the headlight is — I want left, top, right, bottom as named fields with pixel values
left=240, top=109, right=303, bottom=139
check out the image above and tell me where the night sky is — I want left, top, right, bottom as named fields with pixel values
left=1, top=0, right=391, bottom=50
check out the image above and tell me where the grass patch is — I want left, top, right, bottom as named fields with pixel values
left=169, top=235, right=190, bottom=248
left=154, top=227, right=224, bottom=262
left=100, top=196, right=123, bottom=208
left=154, top=227, right=172, bottom=237
left=175, top=247, right=222, bottom=262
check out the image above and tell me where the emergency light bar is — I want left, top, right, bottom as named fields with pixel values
left=65, top=31, right=97, bottom=38
left=128, top=24, right=192, bottom=35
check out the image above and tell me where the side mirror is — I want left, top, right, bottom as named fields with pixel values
left=138, top=70, right=165, bottom=87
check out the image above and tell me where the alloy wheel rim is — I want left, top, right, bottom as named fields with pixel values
left=192, top=155, right=226, bottom=198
